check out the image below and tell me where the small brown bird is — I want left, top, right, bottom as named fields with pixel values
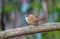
left=25, top=14, right=45, bottom=26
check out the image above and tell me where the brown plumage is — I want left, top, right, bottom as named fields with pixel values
left=25, top=14, right=45, bottom=26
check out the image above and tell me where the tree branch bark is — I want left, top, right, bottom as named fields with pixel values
left=0, top=22, right=60, bottom=39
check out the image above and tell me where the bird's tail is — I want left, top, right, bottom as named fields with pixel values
left=38, top=16, right=46, bottom=21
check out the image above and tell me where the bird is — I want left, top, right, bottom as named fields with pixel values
left=24, top=14, right=45, bottom=26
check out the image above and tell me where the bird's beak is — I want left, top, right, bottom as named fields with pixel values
left=25, top=17, right=28, bottom=20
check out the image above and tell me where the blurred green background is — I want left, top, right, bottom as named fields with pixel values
left=0, top=0, right=60, bottom=39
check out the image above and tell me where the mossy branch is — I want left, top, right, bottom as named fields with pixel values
left=0, top=22, right=60, bottom=39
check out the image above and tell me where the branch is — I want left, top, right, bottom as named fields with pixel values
left=0, top=22, right=60, bottom=39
